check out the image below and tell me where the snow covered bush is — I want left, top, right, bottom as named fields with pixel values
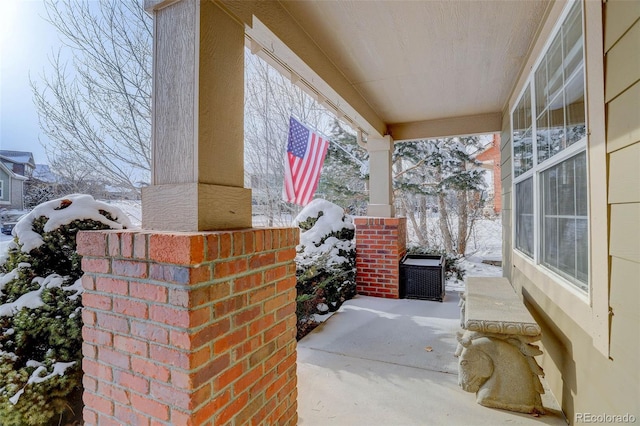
left=0, top=194, right=132, bottom=425
left=293, top=199, right=356, bottom=338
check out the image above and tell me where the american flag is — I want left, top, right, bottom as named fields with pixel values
left=283, top=116, right=330, bottom=206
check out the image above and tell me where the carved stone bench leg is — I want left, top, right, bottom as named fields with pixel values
left=455, top=330, right=545, bottom=414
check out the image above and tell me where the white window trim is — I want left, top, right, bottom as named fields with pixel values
left=0, top=180, right=3, bottom=198
left=509, top=0, right=609, bottom=357
left=512, top=0, right=589, bottom=286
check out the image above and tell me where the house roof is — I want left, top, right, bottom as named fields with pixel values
left=0, top=161, right=28, bottom=181
left=0, top=150, right=36, bottom=167
left=33, top=164, right=63, bottom=184
left=229, top=0, right=551, bottom=140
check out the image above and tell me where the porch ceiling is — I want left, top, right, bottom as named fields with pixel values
left=245, top=0, right=551, bottom=140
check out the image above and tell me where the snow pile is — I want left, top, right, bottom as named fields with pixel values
left=14, top=193, right=133, bottom=252
left=294, top=199, right=355, bottom=268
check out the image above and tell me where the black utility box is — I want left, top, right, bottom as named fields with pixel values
left=400, top=254, right=445, bottom=302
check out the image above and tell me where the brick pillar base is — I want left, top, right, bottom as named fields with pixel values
left=354, top=217, right=407, bottom=299
left=77, top=228, right=299, bottom=426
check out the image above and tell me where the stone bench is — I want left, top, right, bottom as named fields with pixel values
left=455, top=277, right=545, bottom=414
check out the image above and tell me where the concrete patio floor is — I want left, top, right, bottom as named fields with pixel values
left=297, top=293, right=568, bottom=425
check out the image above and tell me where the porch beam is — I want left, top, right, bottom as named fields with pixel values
left=142, top=0, right=251, bottom=231
left=389, top=112, right=502, bottom=141
left=217, top=0, right=387, bottom=139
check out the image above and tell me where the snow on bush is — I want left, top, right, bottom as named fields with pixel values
left=0, top=194, right=132, bottom=425
left=293, top=199, right=356, bottom=337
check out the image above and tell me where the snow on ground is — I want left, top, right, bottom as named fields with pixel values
left=99, top=199, right=141, bottom=227
left=447, top=218, right=503, bottom=292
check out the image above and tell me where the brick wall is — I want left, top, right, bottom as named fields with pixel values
left=354, top=217, right=407, bottom=298
left=77, top=228, right=299, bottom=426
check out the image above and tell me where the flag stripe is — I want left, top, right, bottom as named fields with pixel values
left=283, top=117, right=330, bottom=206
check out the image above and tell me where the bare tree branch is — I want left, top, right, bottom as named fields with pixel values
left=30, top=0, right=152, bottom=194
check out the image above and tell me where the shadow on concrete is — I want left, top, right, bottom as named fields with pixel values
left=297, top=293, right=567, bottom=426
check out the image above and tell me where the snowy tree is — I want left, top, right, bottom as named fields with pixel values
left=31, top=0, right=152, bottom=195
left=393, top=137, right=487, bottom=255
left=0, top=195, right=132, bottom=425
left=315, top=120, right=369, bottom=216
left=23, top=178, right=56, bottom=210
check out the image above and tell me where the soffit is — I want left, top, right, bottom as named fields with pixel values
left=278, top=0, right=550, bottom=133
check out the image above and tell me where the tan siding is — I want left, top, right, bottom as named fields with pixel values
left=599, top=1, right=640, bottom=417
left=604, top=0, right=640, bottom=52
left=607, top=80, right=640, bottom=153
left=609, top=257, right=640, bottom=366
left=610, top=204, right=640, bottom=263
left=500, top=109, right=510, bottom=149
left=609, top=143, right=640, bottom=204
left=501, top=107, right=512, bottom=280
left=499, top=143, right=512, bottom=180
left=516, top=263, right=640, bottom=420
left=605, top=19, right=640, bottom=102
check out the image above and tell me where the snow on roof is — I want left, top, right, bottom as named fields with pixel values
left=14, top=194, right=135, bottom=253
left=0, top=150, right=35, bottom=165
left=33, top=164, right=62, bottom=183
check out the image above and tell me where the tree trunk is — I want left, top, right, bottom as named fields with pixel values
left=438, top=192, right=454, bottom=253
left=401, top=195, right=427, bottom=246
left=457, top=190, right=469, bottom=255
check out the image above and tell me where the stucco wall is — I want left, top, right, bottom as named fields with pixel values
left=501, top=1, right=640, bottom=423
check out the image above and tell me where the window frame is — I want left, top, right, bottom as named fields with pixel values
left=508, top=0, right=609, bottom=356
left=511, top=0, right=589, bottom=292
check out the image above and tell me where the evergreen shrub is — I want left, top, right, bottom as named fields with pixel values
left=293, top=199, right=356, bottom=339
left=0, top=194, right=131, bottom=425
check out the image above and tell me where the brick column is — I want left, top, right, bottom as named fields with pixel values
left=354, top=217, right=407, bottom=298
left=77, top=228, right=298, bottom=426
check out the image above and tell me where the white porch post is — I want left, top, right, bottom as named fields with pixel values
left=142, top=0, right=251, bottom=231
left=366, top=135, right=395, bottom=217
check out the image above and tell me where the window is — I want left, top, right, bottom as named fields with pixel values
left=513, top=85, right=533, bottom=177
left=515, top=178, right=533, bottom=257
left=512, top=1, right=587, bottom=291
left=540, top=152, right=588, bottom=290
left=0, top=180, right=3, bottom=198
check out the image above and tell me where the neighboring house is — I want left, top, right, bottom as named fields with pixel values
left=0, top=150, right=36, bottom=209
left=33, top=164, right=62, bottom=184
left=0, top=161, right=27, bottom=210
left=0, top=150, right=36, bottom=178
left=474, top=134, right=502, bottom=214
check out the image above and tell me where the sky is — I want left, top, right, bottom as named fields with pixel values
left=0, top=0, right=65, bottom=165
